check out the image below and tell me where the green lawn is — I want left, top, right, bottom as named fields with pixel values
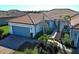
left=0, top=26, right=10, bottom=35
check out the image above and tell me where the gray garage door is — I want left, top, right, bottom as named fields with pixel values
left=12, top=26, right=30, bottom=37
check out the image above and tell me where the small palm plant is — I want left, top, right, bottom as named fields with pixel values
left=64, top=15, right=71, bottom=34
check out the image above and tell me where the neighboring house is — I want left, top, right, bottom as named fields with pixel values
left=44, top=9, right=78, bottom=32
left=0, top=17, right=12, bottom=25
left=8, top=9, right=78, bottom=38
left=70, top=14, right=79, bottom=47
left=0, top=10, right=26, bottom=25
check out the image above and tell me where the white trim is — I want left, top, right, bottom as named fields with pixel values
left=8, top=23, right=33, bottom=28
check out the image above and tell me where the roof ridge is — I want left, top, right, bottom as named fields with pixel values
left=43, top=12, right=51, bottom=20
left=48, top=8, right=79, bottom=13
left=71, top=14, right=79, bottom=18
left=27, top=14, right=34, bottom=25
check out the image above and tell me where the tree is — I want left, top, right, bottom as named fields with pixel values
left=64, top=15, right=71, bottom=42
left=64, top=15, right=71, bottom=27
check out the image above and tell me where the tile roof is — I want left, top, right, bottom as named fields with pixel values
left=70, top=14, right=79, bottom=28
left=44, top=9, right=78, bottom=20
left=28, top=13, right=49, bottom=24
left=9, top=14, right=34, bottom=24
left=9, top=9, right=79, bottom=25
left=0, top=10, right=27, bottom=18
left=9, top=13, right=50, bottom=24
left=28, top=13, right=43, bottom=24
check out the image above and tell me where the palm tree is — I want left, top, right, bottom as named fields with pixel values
left=60, top=15, right=72, bottom=53
left=64, top=15, right=71, bottom=27
left=64, top=15, right=72, bottom=40
left=63, top=15, right=71, bottom=37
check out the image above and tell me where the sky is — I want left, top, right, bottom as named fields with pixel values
left=0, top=0, right=79, bottom=11
left=0, top=5, right=79, bottom=11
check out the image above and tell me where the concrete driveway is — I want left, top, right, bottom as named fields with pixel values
left=0, top=35, right=38, bottom=50
left=0, top=46, right=15, bottom=54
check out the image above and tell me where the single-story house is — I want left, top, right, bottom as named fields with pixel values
left=70, top=14, right=79, bottom=47
left=8, top=13, right=50, bottom=37
left=8, top=9, right=78, bottom=38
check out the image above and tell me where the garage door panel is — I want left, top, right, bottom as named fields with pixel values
left=12, top=26, right=30, bottom=37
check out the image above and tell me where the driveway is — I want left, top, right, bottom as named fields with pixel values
left=0, top=46, right=15, bottom=54
left=0, top=35, right=39, bottom=50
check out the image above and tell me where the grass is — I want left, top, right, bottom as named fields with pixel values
left=14, top=47, right=38, bottom=54
left=0, top=25, right=10, bottom=36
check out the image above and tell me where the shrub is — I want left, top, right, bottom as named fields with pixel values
left=63, top=33, right=71, bottom=47
left=38, top=34, right=49, bottom=43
